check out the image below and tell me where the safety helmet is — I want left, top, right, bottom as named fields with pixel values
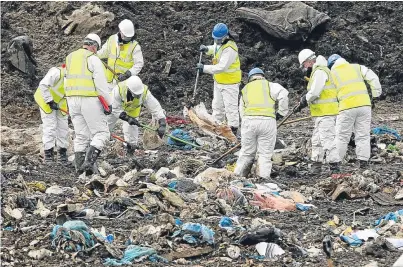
left=119, top=19, right=135, bottom=38
left=212, top=23, right=229, bottom=39
left=126, top=76, right=144, bottom=95
left=328, top=54, right=341, bottom=68
left=248, top=68, right=264, bottom=79
left=84, top=33, right=101, bottom=48
left=298, top=49, right=316, bottom=66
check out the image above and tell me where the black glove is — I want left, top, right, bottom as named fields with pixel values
left=199, top=45, right=208, bottom=52
left=119, top=111, right=129, bottom=122
left=117, top=70, right=132, bottom=82
left=157, top=118, right=167, bottom=138
left=276, top=113, right=284, bottom=121
left=128, top=117, right=140, bottom=126
left=295, top=95, right=308, bottom=113
left=47, top=100, right=59, bottom=110
left=196, top=63, right=204, bottom=74
left=104, top=105, right=112, bottom=115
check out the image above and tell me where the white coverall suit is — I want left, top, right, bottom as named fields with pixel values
left=203, top=44, right=240, bottom=128
left=108, top=87, right=166, bottom=145
left=66, top=55, right=113, bottom=153
left=97, top=34, right=144, bottom=89
left=38, top=67, right=68, bottom=150
left=235, top=80, right=289, bottom=179
left=332, top=58, right=382, bottom=161
left=305, top=56, right=339, bottom=163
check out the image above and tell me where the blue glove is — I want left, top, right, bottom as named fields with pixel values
left=196, top=63, right=204, bottom=73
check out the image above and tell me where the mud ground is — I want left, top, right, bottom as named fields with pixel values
left=1, top=1, right=403, bottom=267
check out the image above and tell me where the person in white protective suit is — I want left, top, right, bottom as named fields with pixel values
left=327, top=54, right=382, bottom=169
left=34, top=64, right=69, bottom=164
left=108, top=76, right=167, bottom=154
left=197, top=23, right=241, bottom=135
left=98, top=19, right=144, bottom=88
left=64, top=33, right=113, bottom=175
left=295, top=49, right=341, bottom=174
left=234, top=68, right=289, bottom=179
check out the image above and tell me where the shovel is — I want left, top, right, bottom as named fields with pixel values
left=208, top=103, right=301, bottom=165
left=192, top=52, right=203, bottom=100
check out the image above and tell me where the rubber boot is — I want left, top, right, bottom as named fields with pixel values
left=125, top=143, right=137, bottom=156
left=359, top=160, right=369, bottom=169
left=237, top=160, right=254, bottom=178
left=58, top=148, right=68, bottom=164
left=80, top=146, right=101, bottom=176
left=75, top=152, right=86, bottom=174
left=329, top=162, right=341, bottom=174
left=310, top=162, right=322, bottom=175
left=44, top=148, right=54, bottom=164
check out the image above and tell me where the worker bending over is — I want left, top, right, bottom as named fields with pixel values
left=108, top=76, right=167, bottom=154
left=328, top=54, right=382, bottom=168
left=98, top=19, right=144, bottom=87
left=34, top=65, right=69, bottom=164
left=64, top=33, right=112, bottom=175
left=234, top=68, right=289, bottom=179
left=296, top=49, right=340, bottom=174
left=197, top=23, right=241, bottom=135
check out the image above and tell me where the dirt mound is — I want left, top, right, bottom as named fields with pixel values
left=1, top=2, right=402, bottom=111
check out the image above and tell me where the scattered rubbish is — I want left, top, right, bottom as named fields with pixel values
left=372, top=126, right=401, bottom=141
left=167, top=129, right=194, bottom=150
left=33, top=200, right=51, bottom=218
left=7, top=36, right=37, bottom=77
left=162, top=247, right=214, bottom=261
left=280, top=191, right=306, bottom=203
left=307, top=247, right=321, bottom=257
left=26, top=181, right=47, bottom=192
left=256, top=242, right=285, bottom=258
left=216, top=186, right=247, bottom=206
left=374, top=210, right=403, bottom=226
left=340, top=228, right=379, bottom=247
left=45, top=185, right=75, bottom=195
left=178, top=222, right=215, bottom=245
left=296, top=203, right=316, bottom=211
left=28, top=248, right=52, bottom=260
left=104, top=245, right=160, bottom=265
left=227, top=245, right=241, bottom=259
left=250, top=192, right=296, bottom=211
left=194, top=167, right=233, bottom=191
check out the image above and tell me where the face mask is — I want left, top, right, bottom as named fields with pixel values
left=214, top=38, right=223, bottom=45
left=127, top=91, right=141, bottom=102
left=118, top=32, right=132, bottom=44
left=304, top=66, right=313, bottom=77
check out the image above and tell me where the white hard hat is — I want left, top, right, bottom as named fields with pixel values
left=126, top=76, right=144, bottom=95
left=84, top=33, right=101, bottom=48
left=119, top=19, right=135, bottom=38
left=298, top=49, right=316, bottom=66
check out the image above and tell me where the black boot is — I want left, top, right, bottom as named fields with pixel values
left=359, top=160, right=369, bottom=169
left=310, top=162, right=322, bottom=175
left=80, top=146, right=101, bottom=176
left=44, top=148, right=54, bottom=164
left=74, top=152, right=86, bottom=174
left=125, top=143, right=138, bottom=156
left=58, top=148, right=68, bottom=164
left=329, top=162, right=341, bottom=174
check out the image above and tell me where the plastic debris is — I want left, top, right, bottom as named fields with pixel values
left=296, top=203, right=316, bottom=211
left=26, top=181, right=47, bottom=192
left=255, top=242, right=285, bottom=258
left=174, top=222, right=215, bottom=245
left=239, top=227, right=282, bottom=245
left=227, top=245, right=241, bottom=259
left=340, top=229, right=379, bottom=247
left=216, top=186, right=247, bottom=206
left=167, top=129, right=194, bottom=150
left=374, top=210, right=403, bottom=226
left=28, top=248, right=52, bottom=260
left=372, top=126, right=401, bottom=141
left=250, top=192, right=296, bottom=211
left=194, top=167, right=234, bottom=192
left=104, top=245, right=159, bottom=265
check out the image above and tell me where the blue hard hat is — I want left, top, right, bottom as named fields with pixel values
left=328, top=54, right=341, bottom=68
left=212, top=23, right=229, bottom=39
left=248, top=68, right=264, bottom=79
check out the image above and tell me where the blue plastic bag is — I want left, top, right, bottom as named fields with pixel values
left=372, top=126, right=401, bottom=141
left=104, top=245, right=157, bottom=266
left=167, top=129, right=194, bottom=150
left=374, top=210, right=403, bottom=226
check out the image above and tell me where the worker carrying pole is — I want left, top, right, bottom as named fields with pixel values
left=64, top=33, right=113, bottom=176
left=295, top=49, right=341, bottom=174
left=197, top=23, right=242, bottom=136
left=108, top=76, right=167, bottom=155
left=328, top=54, right=382, bottom=169
left=234, top=68, right=289, bottom=180
left=34, top=64, right=69, bottom=164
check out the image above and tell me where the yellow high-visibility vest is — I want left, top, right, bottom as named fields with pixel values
left=213, top=40, right=241, bottom=85
left=118, top=82, right=148, bottom=118
left=307, top=66, right=338, bottom=117
left=34, top=67, right=68, bottom=115
left=65, top=49, right=98, bottom=97
left=105, top=36, right=138, bottom=82
left=331, top=63, right=370, bottom=111
left=241, top=79, right=275, bottom=118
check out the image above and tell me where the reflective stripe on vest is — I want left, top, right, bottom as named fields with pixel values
left=64, top=49, right=97, bottom=97
left=213, top=40, right=242, bottom=85
left=241, top=79, right=275, bottom=118
left=307, top=66, right=338, bottom=117
left=106, top=36, right=138, bottom=82
left=34, top=67, right=68, bottom=115
left=331, top=63, right=370, bottom=111
left=119, top=82, right=148, bottom=118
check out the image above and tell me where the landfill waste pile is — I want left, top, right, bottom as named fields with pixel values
left=1, top=1, right=403, bottom=267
